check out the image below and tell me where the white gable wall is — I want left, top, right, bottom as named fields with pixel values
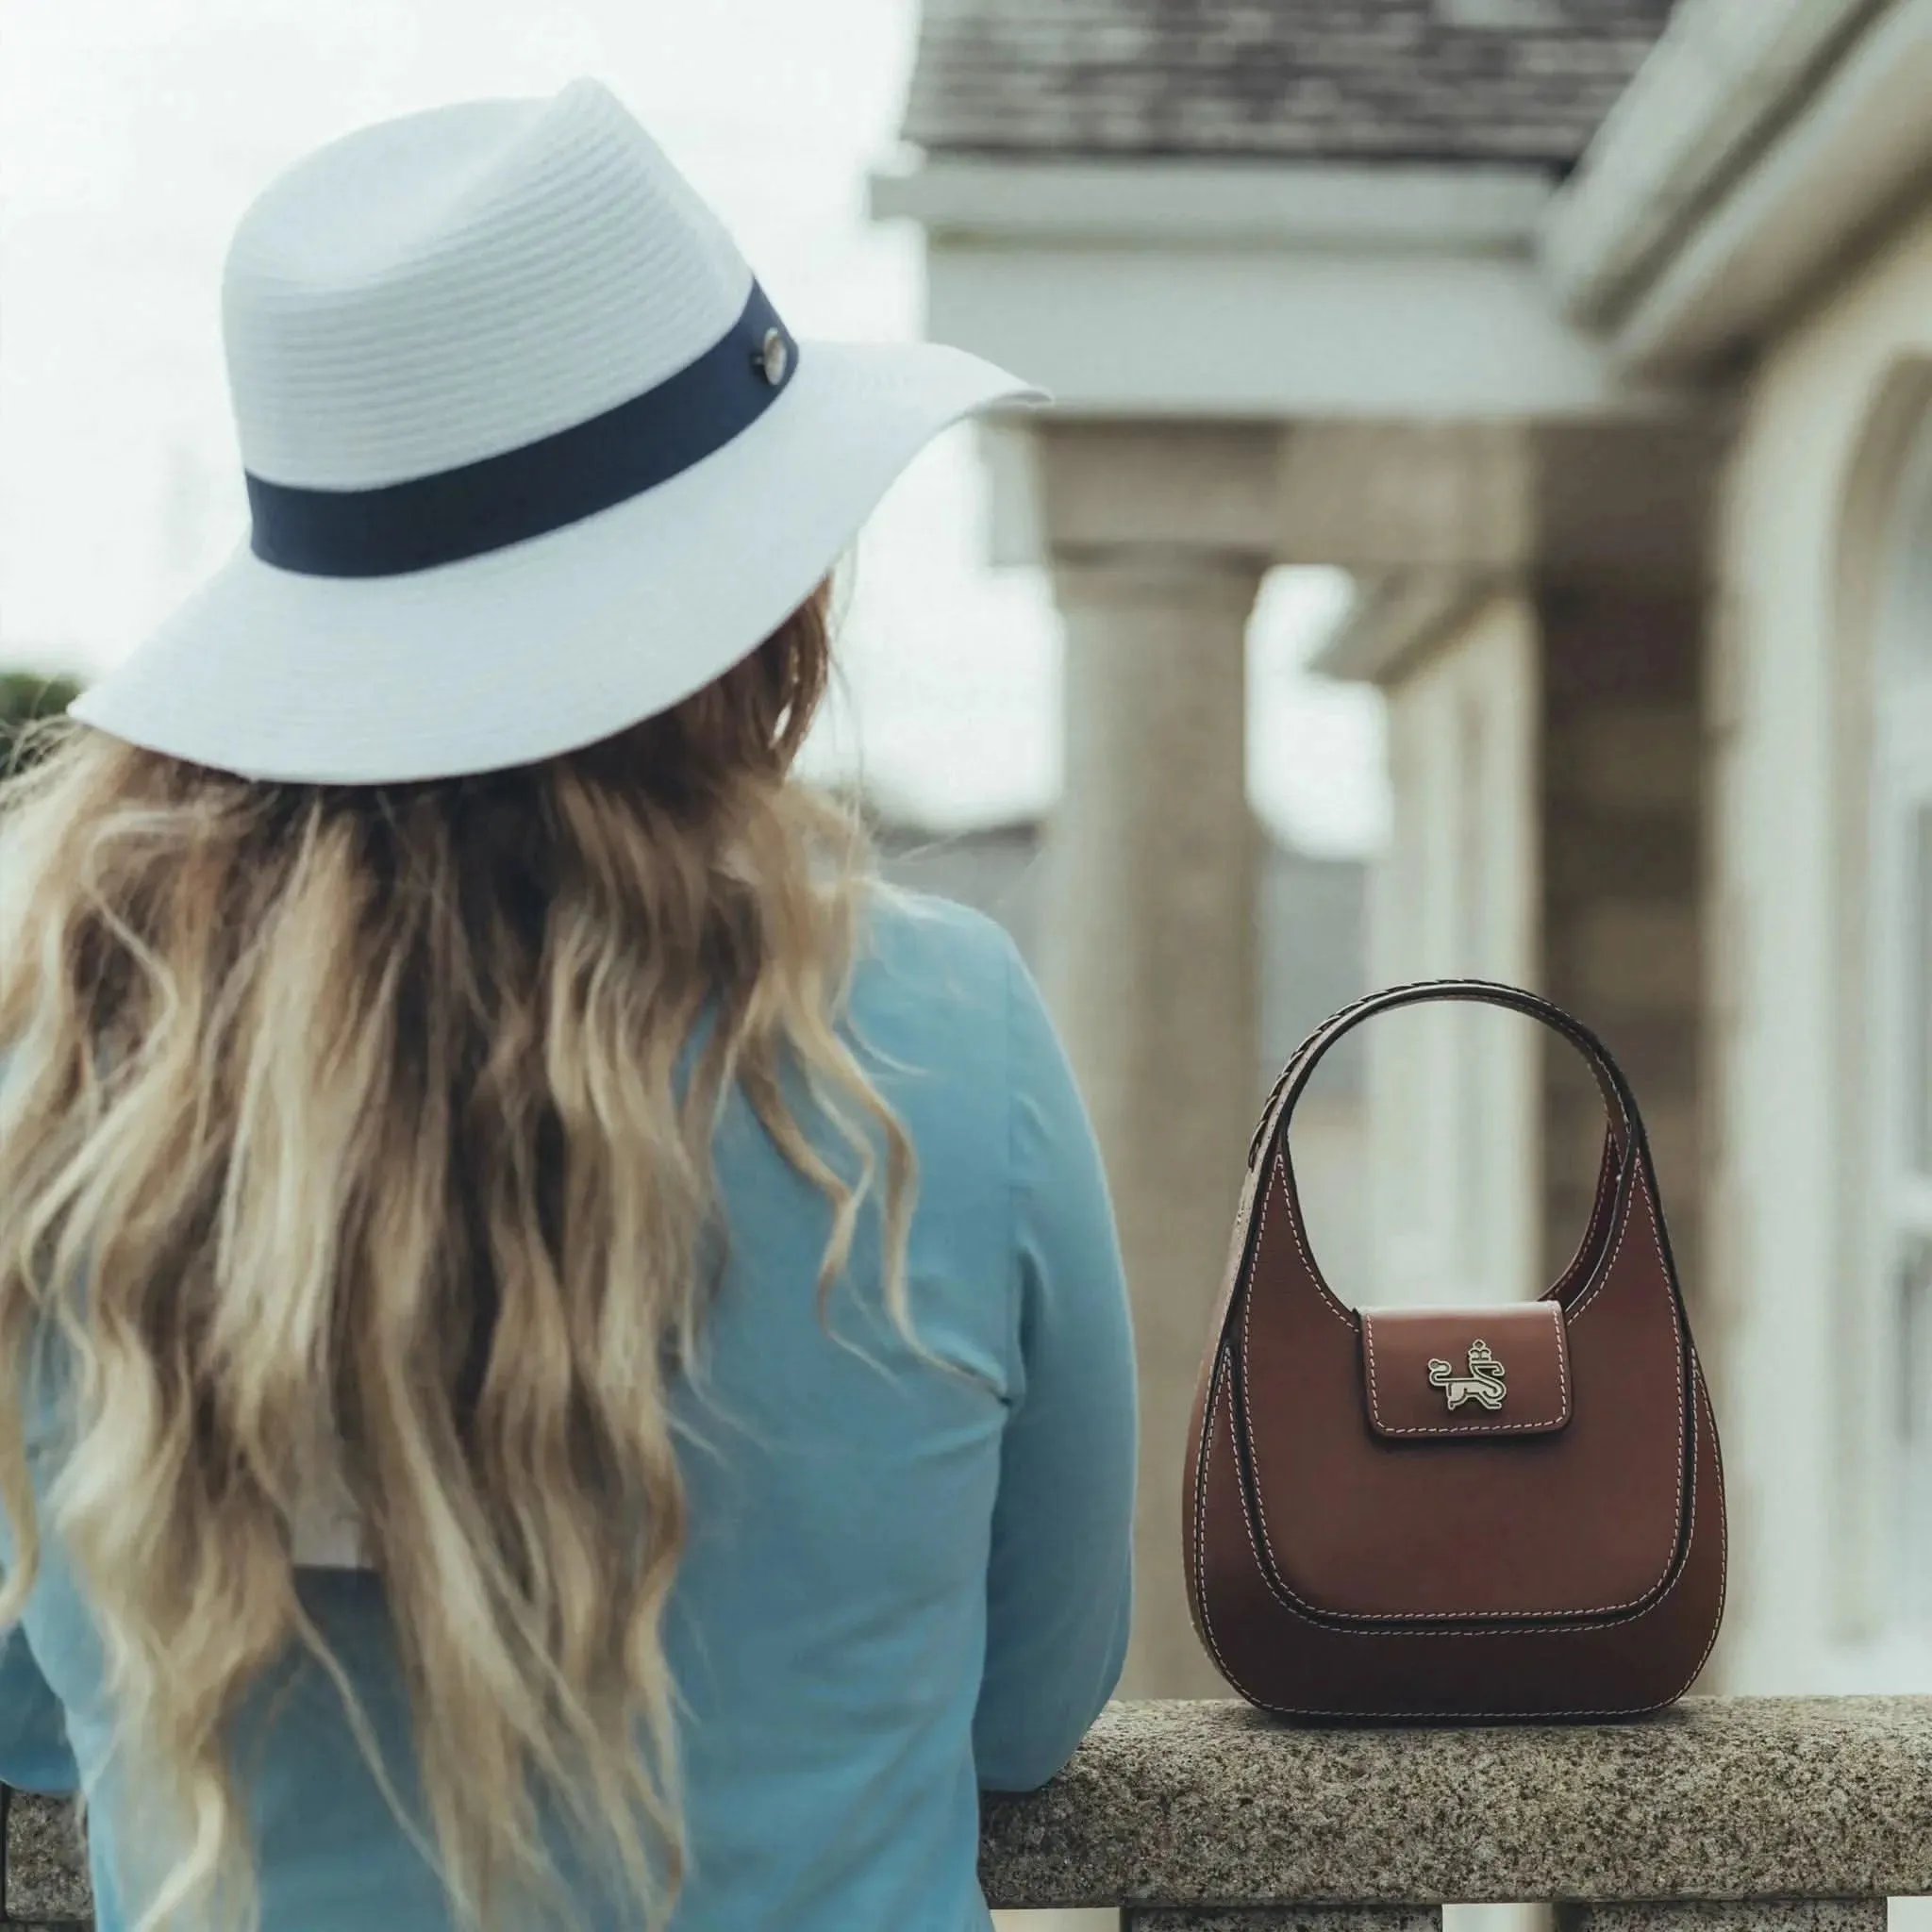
left=1710, top=190, right=1932, bottom=1697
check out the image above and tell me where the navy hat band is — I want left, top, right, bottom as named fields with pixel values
left=244, top=280, right=798, bottom=579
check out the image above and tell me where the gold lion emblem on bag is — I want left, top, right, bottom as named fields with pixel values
left=1426, top=1341, right=1507, bottom=1412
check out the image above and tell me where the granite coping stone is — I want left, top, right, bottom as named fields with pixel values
left=1, top=1785, right=88, bottom=1924
left=6, top=1696, right=1928, bottom=1923
left=978, top=1697, right=1932, bottom=1910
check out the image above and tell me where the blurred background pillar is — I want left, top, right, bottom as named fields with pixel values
left=1041, top=544, right=1266, bottom=1700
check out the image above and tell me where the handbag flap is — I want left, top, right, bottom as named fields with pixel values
left=1360, top=1303, right=1570, bottom=1440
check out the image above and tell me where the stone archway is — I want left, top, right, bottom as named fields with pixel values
left=1827, top=359, right=1932, bottom=1650
left=1872, top=395, right=1932, bottom=1625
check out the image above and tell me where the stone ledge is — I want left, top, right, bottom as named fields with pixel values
left=979, top=1697, right=1932, bottom=1910
left=8, top=1696, right=1930, bottom=1922
left=3, top=1784, right=87, bottom=1924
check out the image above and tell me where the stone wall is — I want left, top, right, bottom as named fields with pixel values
left=1536, top=581, right=1707, bottom=1316
left=0, top=1786, right=85, bottom=1929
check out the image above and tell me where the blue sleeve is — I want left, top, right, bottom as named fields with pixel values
left=973, top=940, right=1136, bottom=1794
left=0, top=1061, right=81, bottom=1798
left=0, top=1622, right=78, bottom=1795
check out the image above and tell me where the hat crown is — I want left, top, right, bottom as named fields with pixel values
left=223, top=79, right=751, bottom=491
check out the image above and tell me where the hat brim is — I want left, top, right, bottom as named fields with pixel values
left=68, top=341, right=1047, bottom=784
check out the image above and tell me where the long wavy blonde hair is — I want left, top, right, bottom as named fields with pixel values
left=0, top=576, right=914, bottom=1931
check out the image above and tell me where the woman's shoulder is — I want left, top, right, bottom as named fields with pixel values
left=847, top=886, right=1028, bottom=1091
left=855, top=887, right=1021, bottom=1008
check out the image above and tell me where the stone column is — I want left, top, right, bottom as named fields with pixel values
left=1041, top=546, right=1267, bottom=1700
left=1536, top=580, right=1707, bottom=1304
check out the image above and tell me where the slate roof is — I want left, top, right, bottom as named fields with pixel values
left=902, top=0, right=1674, bottom=169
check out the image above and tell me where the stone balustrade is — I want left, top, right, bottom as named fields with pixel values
left=5, top=1697, right=1928, bottom=1927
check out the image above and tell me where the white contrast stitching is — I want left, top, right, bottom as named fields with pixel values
left=1548, top=1140, right=1619, bottom=1304
left=1199, top=985, right=1716, bottom=1711
left=1362, top=1305, right=1572, bottom=1437
left=1563, top=1153, right=1690, bottom=1578
left=1194, top=1334, right=1724, bottom=1720
left=1235, top=1150, right=1690, bottom=1623
left=1258, top=1146, right=1356, bottom=1333
left=1666, top=1373, right=1728, bottom=1701
left=1191, top=1347, right=1259, bottom=1705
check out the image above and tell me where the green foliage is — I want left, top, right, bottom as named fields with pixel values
left=0, top=668, right=83, bottom=776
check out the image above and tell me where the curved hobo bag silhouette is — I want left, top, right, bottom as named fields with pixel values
left=1184, top=981, right=1726, bottom=1721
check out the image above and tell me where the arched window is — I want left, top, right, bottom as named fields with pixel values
left=1876, top=410, right=1932, bottom=1624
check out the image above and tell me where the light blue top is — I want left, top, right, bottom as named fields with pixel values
left=0, top=892, right=1137, bottom=1930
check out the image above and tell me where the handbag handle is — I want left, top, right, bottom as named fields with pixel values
left=1247, top=977, right=1641, bottom=1174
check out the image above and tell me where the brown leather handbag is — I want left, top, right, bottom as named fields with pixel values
left=1184, top=980, right=1726, bottom=1722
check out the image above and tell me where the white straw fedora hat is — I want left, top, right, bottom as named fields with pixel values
left=69, top=77, right=1047, bottom=785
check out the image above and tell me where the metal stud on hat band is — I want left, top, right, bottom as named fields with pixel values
left=68, top=77, right=1045, bottom=786
left=244, top=281, right=799, bottom=580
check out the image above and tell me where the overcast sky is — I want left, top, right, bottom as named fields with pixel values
left=0, top=0, right=1387, bottom=853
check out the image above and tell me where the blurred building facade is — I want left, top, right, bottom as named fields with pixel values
left=877, top=812, right=1373, bottom=1297
left=878, top=0, right=1932, bottom=1709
